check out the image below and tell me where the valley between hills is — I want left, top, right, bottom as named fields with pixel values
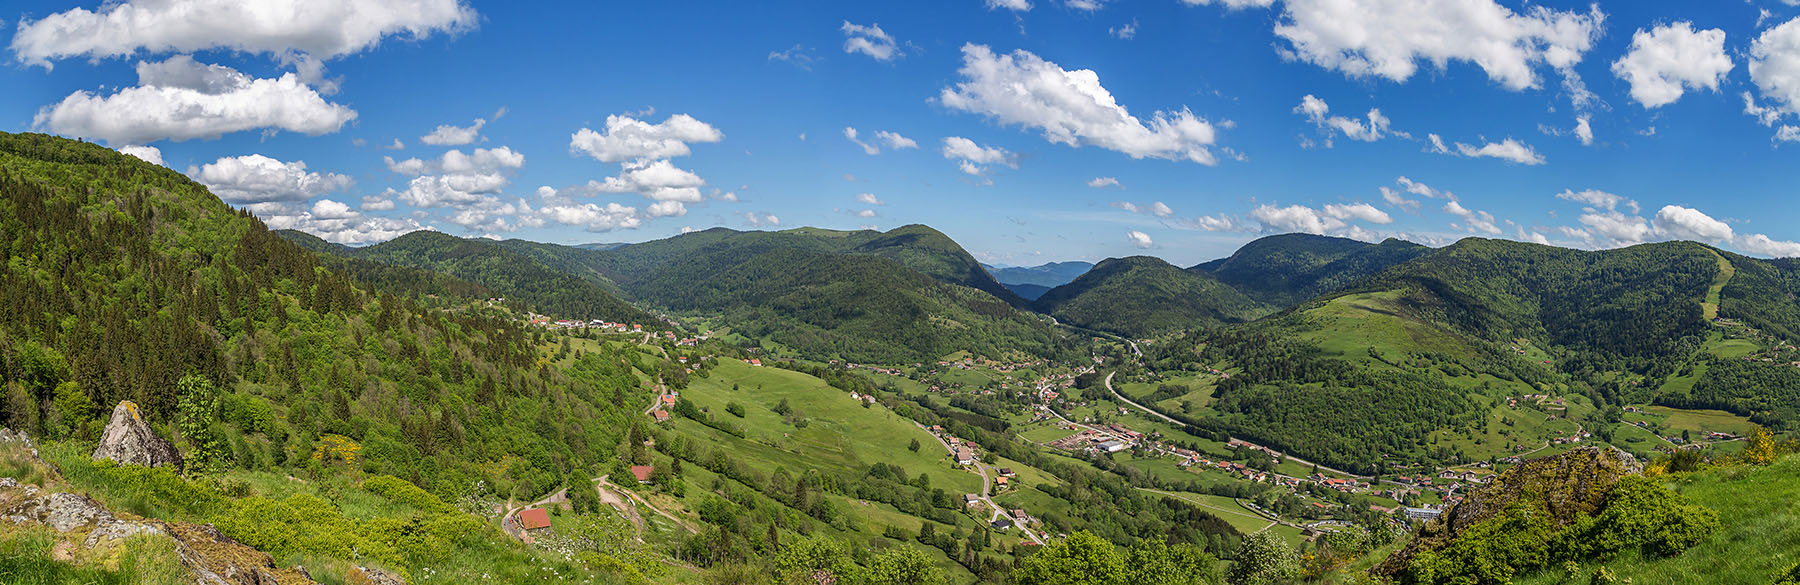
left=3, top=132, right=1799, bottom=584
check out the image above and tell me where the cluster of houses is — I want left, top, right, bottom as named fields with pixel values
left=1549, top=431, right=1592, bottom=446
left=930, top=426, right=983, bottom=465
left=650, top=390, right=679, bottom=423
left=517, top=312, right=711, bottom=347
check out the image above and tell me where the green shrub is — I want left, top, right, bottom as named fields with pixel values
left=1774, top=563, right=1800, bottom=585
left=362, top=475, right=452, bottom=514
left=1554, top=477, right=1719, bottom=560
left=1406, top=477, right=1718, bottom=585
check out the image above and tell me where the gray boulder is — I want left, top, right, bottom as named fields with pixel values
left=91, top=401, right=183, bottom=472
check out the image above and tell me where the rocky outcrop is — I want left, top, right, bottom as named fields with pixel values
left=2, top=427, right=311, bottom=585
left=348, top=565, right=407, bottom=585
left=91, top=400, right=183, bottom=472
left=1376, top=446, right=1642, bottom=576
left=163, top=521, right=315, bottom=585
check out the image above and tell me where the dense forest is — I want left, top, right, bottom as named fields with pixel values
left=1033, top=256, right=1272, bottom=338
left=0, top=132, right=646, bottom=502
left=1191, top=234, right=1430, bottom=308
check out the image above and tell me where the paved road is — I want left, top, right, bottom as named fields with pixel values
left=912, top=422, right=1046, bottom=545
left=1102, top=371, right=1372, bottom=481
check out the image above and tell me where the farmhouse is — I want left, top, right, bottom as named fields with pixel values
left=955, top=447, right=976, bottom=465
left=631, top=465, right=655, bottom=484
left=652, top=410, right=671, bottom=422
left=518, top=508, right=551, bottom=532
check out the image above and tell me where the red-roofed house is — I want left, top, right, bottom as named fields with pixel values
left=518, top=508, right=551, bottom=531
left=652, top=410, right=671, bottom=422
left=631, top=465, right=655, bottom=483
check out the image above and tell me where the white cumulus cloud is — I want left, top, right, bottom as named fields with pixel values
left=9, top=0, right=476, bottom=66
left=1611, top=22, right=1733, bottom=109
left=1444, top=200, right=1502, bottom=235
left=420, top=117, right=486, bottom=146
left=1271, top=0, right=1605, bottom=91
left=1323, top=202, right=1393, bottom=224
left=1088, top=177, right=1122, bottom=189
left=540, top=202, right=642, bottom=232
left=34, top=55, right=355, bottom=144
left=1750, top=16, right=1800, bottom=127
left=1250, top=203, right=1383, bottom=241
left=940, top=44, right=1226, bottom=164
left=1428, top=134, right=1546, bottom=165
left=843, top=127, right=915, bottom=155
left=1555, top=188, right=1638, bottom=213
left=1126, top=230, right=1154, bottom=248
left=1295, top=94, right=1406, bottom=146
left=1652, top=205, right=1733, bottom=242
left=941, top=136, right=1018, bottom=178
left=190, top=154, right=352, bottom=204
left=569, top=114, right=723, bottom=163
left=117, top=145, right=163, bottom=165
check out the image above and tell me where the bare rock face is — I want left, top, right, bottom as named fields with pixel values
left=0, top=484, right=166, bottom=550
left=348, top=565, right=407, bottom=585
left=163, top=521, right=316, bottom=585
left=91, top=401, right=183, bottom=472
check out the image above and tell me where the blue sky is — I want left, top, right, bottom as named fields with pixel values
left=5, top=0, right=1800, bottom=266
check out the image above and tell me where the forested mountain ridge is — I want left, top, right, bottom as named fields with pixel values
left=284, top=229, right=652, bottom=324
left=1342, top=238, right=1721, bottom=357
left=590, top=224, right=1027, bottom=307
left=504, top=225, right=1071, bottom=362
left=984, top=261, right=1094, bottom=288
left=1033, top=256, right=1272, bottom=338
left=596, top=239, right=1071, bottom=363
left=1191, top=233, right=1430, bottom=307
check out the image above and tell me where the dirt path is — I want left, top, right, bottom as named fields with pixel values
left=597, top=474, right=697, bottom=534
left=593, top=480, right=644, bottom=531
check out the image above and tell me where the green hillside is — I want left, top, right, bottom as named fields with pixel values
left=1148, top=237, right=1800, bottom=472
left=1034, top=256, right=1272, bottom=337
left=0, top=132, right=669, bottom=582
left=1192, top=233, right=1429, bottom=307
